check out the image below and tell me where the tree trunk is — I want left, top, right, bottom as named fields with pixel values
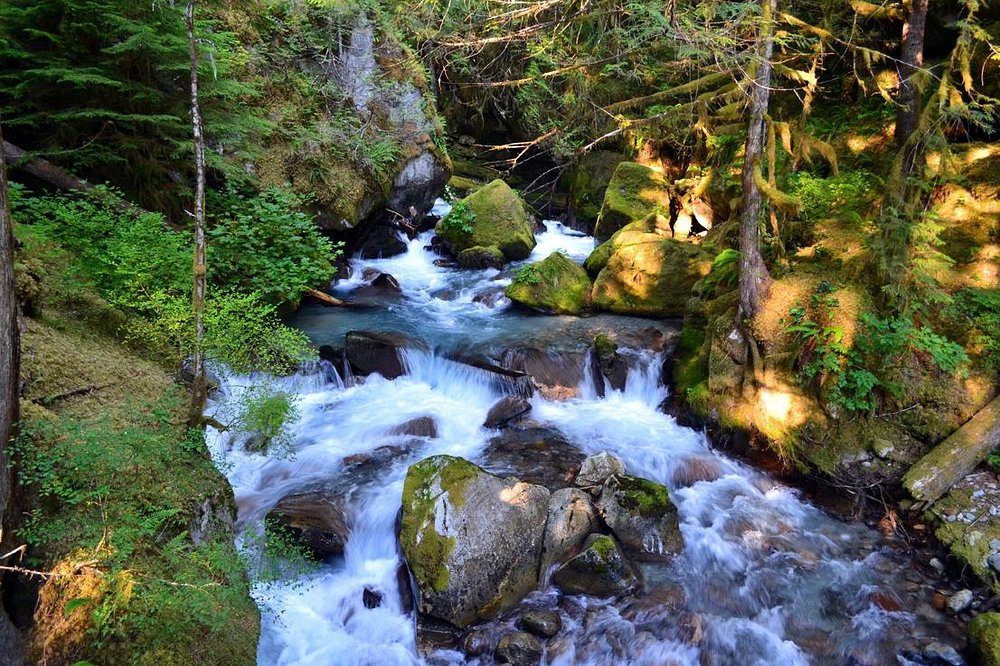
left=737, top=0, right=776, bottom=322
left=186, top=0, right=208, bottom=427
left=895, top=0, right=929, bottom=182
left=0, top=114, right=19, bottom=535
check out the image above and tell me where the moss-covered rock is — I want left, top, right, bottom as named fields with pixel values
left=583, top=240, right=613, bottom=278
left=458, top=246, right=505, bottom=270
left=591, top=216, right=712, bottom=317
left=435, top=180, right=536, bottom=262
left=969, top=613, right=1000, bottom=666
left=597, top=474, right=683, bottom=562
left=594, top=162, right=672, bottom=242
left=567, top=150, right=627, bottom=232
left=551, top=534, right=640, bottom=597
left=506, top=252, right=592, bottom=315
left=399, top=456, right=550, bottom=628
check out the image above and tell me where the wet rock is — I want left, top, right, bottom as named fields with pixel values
left=670, top=456, right=725, bottom=488
left=593, top=334, right=628, bottom=392
left=575, top=451, right=626, bottom=487
left=372, top=272, right=402, bottom=292
left=947, top=589, right=974, bottom=614
left=499, top=347, right=589, bottom=395
left=445, top=350, right=535, bottom=397
left=919, top=642, right=966, bottom=666
left=346, top=330, right=419, bottom=379
left=318, top=345, right=346, bottom=368
left=540, top=488, right=600, bottom=576
left=388, top=416, right=438, bottom=438
left=597, top=474, right=683, bottom=562
left=968, top=613, right=1000, bottom=666
left=505, top=252, right=592, bottom=315
left=355, top=224, right=408, bottom=259
left=484, top=395, right=532, bottom=429
left=399, top=456, right=550, bottom=628
left=518, top=610, right=562, bottom=638
left=460, top=628, right=493, bottom=657
left=482, top=426, right=585, bottom=491
left=265, top=492, right=350, bottom=560
left=435, top=180, right=536, bottom=262
left=552, top=534, right=640, bottom=597
left=458, top=246, right=505, bottom=269
left=988, top=552, right=1000, bottom=574
left=342, top=443, right=413, bottom=469
left=496, top=631, right=543, bottom=666
left=472, top=287, right=507, bottom=308
left=416, top=614, right=461, bottom=654
left=363, top=586, right=383, bottom=609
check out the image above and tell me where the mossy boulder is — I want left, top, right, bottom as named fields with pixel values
left=591, top=216, right=712, bottom=317
left=594, top=162, right=672, bottom=242
left=597, top=474, right=683, bottom=562
left=458, top=246, right=505, bottom=270
left=583, top=240, right=613, bottom=278
left=567, top=150, right=627, bottom=231
left=506, top=252, right=592, bottom=315
left=435, top=180, right=536, bottom=262
left=399, top=456, right=550, bottom=628
left=551, top=534, right=640, bottom=597
left=969, top=613, right=1000, bottom=666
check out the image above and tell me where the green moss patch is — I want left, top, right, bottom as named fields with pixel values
left=506, top=252, right=592, bottom=315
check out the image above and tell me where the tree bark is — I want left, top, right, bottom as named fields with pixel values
left=737, top=0, right=776, bottom=322
left=0, top=115, right=20, bottom=535
left=895, top=0, right=929, bottom=182
left=186, top=1, right=208, bottom=427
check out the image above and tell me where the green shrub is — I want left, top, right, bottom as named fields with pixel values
left=788, top=170, right=878, bottom=222
left=948, top=288, right=1000, bottom=369
left=440, top=199, right=475, bottom=235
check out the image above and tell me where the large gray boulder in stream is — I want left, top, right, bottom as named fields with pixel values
left=399, top=456, right=550, bottom=628
left=597, top=474, right=683, bottom=562
left=540, top=488, right=600, bottom=578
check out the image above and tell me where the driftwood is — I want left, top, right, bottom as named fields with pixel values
left=306, top=289, right=349, bottom=308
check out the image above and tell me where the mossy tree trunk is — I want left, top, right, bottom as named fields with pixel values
left=186, top=0, right=208, bottom=427
left=737, top=0, right=775, bottom=322
left=0, top=112, right=18, bottom=534
left=895, top=0, right=929, bottom=183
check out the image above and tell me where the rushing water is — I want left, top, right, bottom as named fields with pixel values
left=206, top=203, right=960, bottom=666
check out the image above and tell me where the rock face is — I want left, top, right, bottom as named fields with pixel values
left=594, top=162, right=672, bottom=242
left=903, top=395, right=1000, bottom=504
left=567, top=150, right=627, bottom=232
left=589, top=215, right=712, bottom=317
left=597, top=474, right=683, bottom=561
left=969, top=613, right=1000, bottom=666
left=345, top=330, right=418, bottom=379
left=435, top=180, right=536, bottom=262
left=551, top=534, right=640, bottom=597
left=399, top=456, right=550, bottom=628
left=540, top=488, right=600, bottom=576
left=506, top=252, right=592, bottom=315
left=265, top=492, right=350, bottom=560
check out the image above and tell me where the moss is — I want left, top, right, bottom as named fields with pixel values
left=435, top=180, right=536, bottom=261
left=505, top=252, right=592, bottom=315
left=457, top=246, right=504, bottom=269
left=399, top=456, right=480, bottom=592
left=594, top=162, right=672, bottom=242
left=583, top=240, right=613, bottom=278
left=594, top=334, right=617, bottom=358
left=969, top=613, right=1000, bottom=666
left=612, top=475, right=672, bottom=516
left=588, top=534, right=617, bottom=562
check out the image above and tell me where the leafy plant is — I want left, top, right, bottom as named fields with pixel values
left=700, top=249, right=740, bottom=294
left=231, top=382, right=299, bottom=458
left=441, top=200, right=476, bottom=235
left=788, top=170, right=878, bottom=223
left=513, top=263, right=542, bottom=285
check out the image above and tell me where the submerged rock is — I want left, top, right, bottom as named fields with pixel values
left=435, top=180, right=536, bottom=263
left=540, top=488, right=601, bottom=577
left=484, top=395, right=532, bottom=429
left=345, top=330, right=419, bottom=379
left=597, top=474, right=683, bottom=562
left=265, top=492, right=350, bottom=560
left=594, top=162, right=672, bottom=242
left=519, top=610, right=562, bottom=638
left=506, top=252, right=592, bottom=315
left=552, top=534, right=640, bottom=597
left=399, top=456, right=550, bottom=628
left=968, top=613, right=1000, bottom=666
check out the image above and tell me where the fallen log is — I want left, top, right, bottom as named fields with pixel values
left=903, top=395, right=1000, bottom=504
left=305, top=289, right=349, bottom=307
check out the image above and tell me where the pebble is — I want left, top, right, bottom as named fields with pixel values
left=989, top=539, right=1000, bottom=550
left=929, top=558, right=945, bottom=575
left=932, top=591, right=948, bottom=611
left=947, top=589, right=974, bottom=614
left=921, top=641, right=966, bottom=666
left=988, top=553, right=1000, bottom=574
left=518, top=610, right=562, bottom=638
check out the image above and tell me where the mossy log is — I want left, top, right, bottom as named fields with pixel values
left=903, top=395, right=1000, bottom=504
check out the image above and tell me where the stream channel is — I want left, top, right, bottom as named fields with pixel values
left=206, top=200, right=964, bottom=666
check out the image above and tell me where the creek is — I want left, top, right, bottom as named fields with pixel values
left=206, top=201, right=963, bottom=666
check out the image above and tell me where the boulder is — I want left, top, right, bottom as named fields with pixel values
left=482, top=426, right=586, bottom=491
left=597, top=474, right=683, bottom=562
left=551, top=534, right=640, bottom=597
left=265, top=492, right=350, bottom=560
left=458, top=246, right=505, bottom=270
left=355, top=225, right=408, bottom=259
left=506, top=252, right=592, bottom=315
left=566, top=150, right=627, bottom=232
left=583, top=240, right=613, bottom=278
left=496, top=631, right=544, bottom=666
left=593, top=334, right=628, bottom=392
left=969, top=613, right=1000, bottom=666
left=399, top=456, right=550, bottom=628
left=594, top=162, right=672, bottom=242
left=499, top=347, right=591, bottom=398
left=540, top=488, right=600, bottom=576
left=575, top=452, right=626, bottom=487
left=387, top=416, right=438, bottom=438
left=591, top=216, right=712, bottom=317
left=345, top=330, right=419, bottom=379
left=518, top=610, right=562, bottom=638
left=435, top=180, right=536, bottom=262
left=484, top=396, right=532, bottom=429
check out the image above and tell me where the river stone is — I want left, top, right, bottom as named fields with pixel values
left=435, top=180, right=536, bottom=262
left=499, top=347, right=592, bottom=398
left=484, top=395, right=532, bottom=429
left=947, top=589, right=974, bottom=614
left=346, top=330, right=420, bottom=379
left=496, top=631, right=544, bottom=666
left=968, top=613, right=1000, bottom=666
left=399, top=456, right=550, bottom=628
left=551, top=534, right=640, bottom=597
left=576, top=452, right=626, bottom=487
left=518, top=610, right=562, bottom=638
left=920, top=642, right=965, bottom=666
left=265, top=491, right=350, bottom=560
left=505, top=252, right=592, bottom=315
left=597, top=474, right=683, bottom=562
left=482, top=425, right=586, bottom=491
left=540, top=488, right=600, bottom=577
left=388, top=416, right=438, bottom=438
